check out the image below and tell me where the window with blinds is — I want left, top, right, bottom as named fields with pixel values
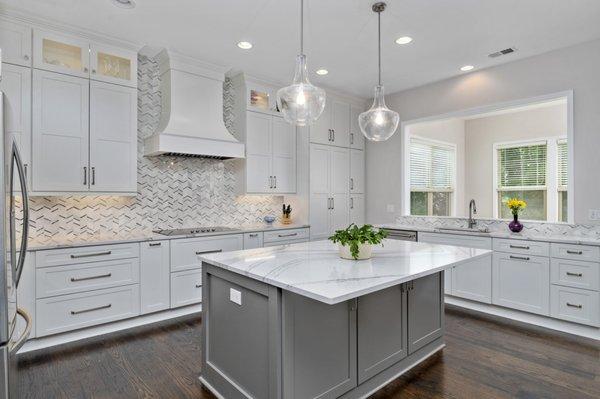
left=557, top=139, right=568, bottom=222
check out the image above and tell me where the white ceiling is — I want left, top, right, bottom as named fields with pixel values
left=2, top=0, right=600, bottom=98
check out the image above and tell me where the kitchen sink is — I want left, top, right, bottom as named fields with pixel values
left=435, top=226, right=490, bottom=234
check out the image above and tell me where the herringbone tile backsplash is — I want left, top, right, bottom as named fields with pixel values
left=26, top=55, right=283, bottom=242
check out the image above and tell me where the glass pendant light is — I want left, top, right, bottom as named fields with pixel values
left=359, top=2, right=399, bottom=141
left=276, top=0, right=326, bottom=126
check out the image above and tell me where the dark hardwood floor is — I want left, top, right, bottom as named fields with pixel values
left=18, top=307, right=599, bottom=399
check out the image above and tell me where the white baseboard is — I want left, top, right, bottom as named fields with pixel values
left=18, top=304, right=202, bottom=354
left=446, top=296, right=600, bottom=341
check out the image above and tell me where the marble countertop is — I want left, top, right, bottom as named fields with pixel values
left=378, top=223, right=600, bottom=246
left=199, top=239, right=491, bottom=304
left=27, top=223, right=310, bottom=251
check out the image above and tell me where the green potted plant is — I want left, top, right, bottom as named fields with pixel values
left=329, top=224, right=388, bottom=260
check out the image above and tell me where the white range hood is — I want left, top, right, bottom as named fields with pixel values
left=144, top=49, right=245, bottom=159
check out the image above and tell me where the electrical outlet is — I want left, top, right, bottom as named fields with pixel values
left=229, top=288, right=242, bottom=305
left=386, top=204, right=395, bottom=213
left=589, top=210, right=600, bottom=221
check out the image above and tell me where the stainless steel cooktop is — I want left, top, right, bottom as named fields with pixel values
left=153, top=226, right=240, bottom=236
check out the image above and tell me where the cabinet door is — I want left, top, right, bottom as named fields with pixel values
left=330, top=147, right=349, bottom=232
left=452, top=254, right=492, bottom=303
left=32, top=70, right=89, bottom=192
left=349, top=105, right=365, bottom=150
left=243, top=232, right=264, bottom=249
left=331, top=100, right=350, bottom=147
left=350, top=148, right=364, bottom=194
left=89, top=81, right=137, bottom=192
left=492, top=253, right=550, bottom=315
left=349, top=194, right=365, bottom=226
left=309, top=144, right=331, bottom=240
left=0, top=63, right=31, bottom=189
left=90, top=43, right=137, bottom=87
left=33, top=29, right=90, bottom=78
left=408, top=273, right=443, bottom=354
left=310, top=99, right=332, bottom=145
left=358, top=285, right=407, bottom=383
left=0, top=19, right=32, bottom=66
left=271, top=116, right=296, bottom=193
left=246, top=111, right=272, bottom=193
left=140, top=241, right=170, bottom=315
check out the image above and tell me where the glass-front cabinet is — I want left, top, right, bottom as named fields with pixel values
left=90, top=43, right=137, bottom=87
left=33, top=29, right=90, bottom=78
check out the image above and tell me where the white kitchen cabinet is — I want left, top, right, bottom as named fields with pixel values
left=350, top=148, right=365, bottom=194
left=170, top=234, right=243, bottom=272
left=349, top=194, right=365, bottom=226
left=271, top=116, right=296, bottom=193
left=0, top=19, right=32, bottom=67
left=90, top=42, right=137, bottom=87
left=309, top=144, right=349, bottom=239
left=89, top=81, right=137, bottom=192
left=140, top=241, right=170, bottom=315
left=492, top=252, right=550, bottom=316
left=349, top=105, right=365, bottom=150
left=171, top=269, right=203, bottom=308
left=33, top=29, right=90, bottom=78
left=310, top=99, right=350, bottom=147
left=263, top=228, right=310, bottom=244
left=32, top=69, right=89, bottom=192
left=310, top=99, right=332, bottom=145
left=243, top=232, right=264, bottom=249
left=0, top=63, right=31, bottom=189
left=550, top=285, right=599, bottom=327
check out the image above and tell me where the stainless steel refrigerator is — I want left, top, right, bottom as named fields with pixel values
left=0, top=52, right=32, bottom=398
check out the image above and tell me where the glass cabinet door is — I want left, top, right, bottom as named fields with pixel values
left=33, top=29, right=90, bottom=78
left=90, top=44, right=137, bottom=88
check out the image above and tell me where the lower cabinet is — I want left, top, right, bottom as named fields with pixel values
left=407, top=273, right=443, bottom=354
left=492, top=253, right=550, bottom=315
left=171, top=269, right=203, bottom=308
left=140, top=241, right=170, bottom=314
left=243, top=232, right=264, bottom=249
left=550, top=285, right=600, bottom=327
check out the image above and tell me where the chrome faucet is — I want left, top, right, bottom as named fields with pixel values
left=468, top=199, right=477, bottom=229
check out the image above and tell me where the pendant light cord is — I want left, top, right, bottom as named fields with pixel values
left=300, top=0, right=304, bottom=54
left=377, top=10, right=381, bottom=86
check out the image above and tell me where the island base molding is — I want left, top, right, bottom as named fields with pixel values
left=200, top=262, right=446, bottom=399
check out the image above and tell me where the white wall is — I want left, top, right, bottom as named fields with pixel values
left=407, top=119, right=466, bottom=216
left=464, top=103, right=567, bottom=218
left=366, top=38, right=600, bottom=225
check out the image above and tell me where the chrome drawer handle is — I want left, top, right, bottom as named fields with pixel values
left=566, top=303, right=582, bottom=309
left=566, top=272, right=583, bottom=277
left=278, top=233, right=298, bottom=238
left=509, top=255, right=530, bottom=261
left=566, top=250, right=583, bottom=255
left=70, top=273, right=112, bottom=282
left=195, top=284, right=202, bottom=288
left=70, top=250, right=112, bottom=259
left=71, top=304, right=111, bottom=315
left=249, top=233, right=259, bottom=237
left=195, top=249, right=222, bottom=255
left=509, top=244, right=530, bottom=250
left=149, top=242, right=162, bottom=247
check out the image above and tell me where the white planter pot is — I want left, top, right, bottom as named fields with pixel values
left=338, top=243, right=373, bottom=260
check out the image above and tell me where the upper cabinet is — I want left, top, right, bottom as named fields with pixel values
left=310, top=99, right=350, bottom=147
left=350, top=105, right=365, bottom=150
left=90, top=43, right=137, bottom=87
left=0, top=19, right=32, bottom=67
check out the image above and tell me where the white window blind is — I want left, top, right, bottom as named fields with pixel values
left=497, top=143, right=547, bottom=189
left=410, top=138, right=455, bottom=191
left=557, top=139, right=568, bottom=189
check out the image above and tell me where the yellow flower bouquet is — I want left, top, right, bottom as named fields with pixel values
left=505, top=198, right=527, bottom=232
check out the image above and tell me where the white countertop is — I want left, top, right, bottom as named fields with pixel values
left=199, top=239, right=491, bottom=305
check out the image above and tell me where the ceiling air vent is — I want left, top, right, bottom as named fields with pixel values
left=488, top=47, right=517, bottom=58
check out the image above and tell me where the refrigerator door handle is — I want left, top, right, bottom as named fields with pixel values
left=9, top=308, right=32, bottom=353
left=12, top=143, right=29, bottom=288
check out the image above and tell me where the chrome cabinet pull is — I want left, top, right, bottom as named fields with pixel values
left=509, top=244, right=530, bottom=250
left=509, top=255, right=530, bottom=261
left=331, top=197, right=334, bottom=209
left=350, top=197, right=354, bottom=209
left=566, top=250, right=583, bottom=255
left=71, top=303, right=111, bottom=315
left=71, top=250, right=112, bottom=259
left=83, top=67, right=88, bottom=73
left=332, top=129, right=335, bottom=142
left=91, top=167, right=96, bottom=185
left=566, top=271, right=583, bottom=277
left=92, top=69, right=97, bottom=74
left=23, top=55, right=30, bottom=61
left=24, top=163, right=28, bottom=178
left=83, top=166, right=87, bottom=185
left=70, top=273, right=112, bottom=282
left=195, top=249, right=222, bottom=255
left=149, top=242, right=162, bottom=247
left=249, top=233, right=259, bottom=238
left=278, top=233, right=298, bottom=238
left=274, top=176, right=277, bottom=189
left=350, top=133, right=354, bottom=144
left=566, top=303, right=582, bottom=309
left=350, top=178, right=354, bottom=190
left=195, top=284, right=202, bottom=288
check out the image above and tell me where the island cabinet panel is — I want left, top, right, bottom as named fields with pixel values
left=282, top=292, right=357, bottom=399
left=407, top=273, right=444, bottom=354
left=357, top=285, right=407, bottom=384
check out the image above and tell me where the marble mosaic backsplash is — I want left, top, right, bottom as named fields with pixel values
left=25, top=55, right=282, bottom=243
left=394, top=215, right=600, bottom=239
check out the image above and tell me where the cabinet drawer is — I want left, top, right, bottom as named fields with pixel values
left=36, top=243, right=139, bottom=268
left=418, top=232, right=492, bottom=250
left=550, top=286, right=599, bottom=327
left=550, top=243, right=600, bottom=262
left=493, top=238, right=549, bottom=256
left=170, top=235, right=243, bottom=272
left=263, top=228, right=309, bottom=244
left=36, top=285, right=140, bottom=336
left=171, top=270, right=203, bottom=308
left=243, top=232, right=264, bottom=249
left=550, top=258, right=599, bottom=291
left=36, top=258, right=140, bottom=298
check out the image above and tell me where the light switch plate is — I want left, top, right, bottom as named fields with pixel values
left=229, top=288, right=242, bottom=305
left=589, top=210, right=600, bottom=221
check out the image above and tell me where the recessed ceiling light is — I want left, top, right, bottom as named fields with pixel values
left=110, top=0, right=135, bottom=9
left=315, top=69, right=329, bottom=76
left=237, top=41, right=253, bottom=50
left=460, top=65, right=474, bottom=72
left=395, top=36, right=413, bottom=45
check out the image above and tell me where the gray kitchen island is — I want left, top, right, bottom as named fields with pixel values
left=199, top=239, right=490, bottom=399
